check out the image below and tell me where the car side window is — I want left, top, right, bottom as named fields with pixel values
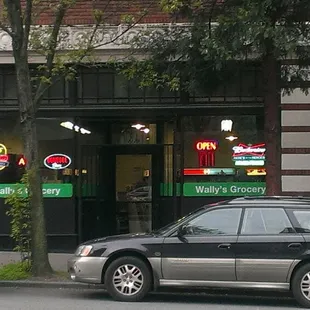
left=292, top=210, right=310, bottom=233
left=184, top=208, right=242, bottom=236
left=241, top=208, right=294, bottom=235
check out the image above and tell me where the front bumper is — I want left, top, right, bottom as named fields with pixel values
left=67, top=256, right=108, bottom=284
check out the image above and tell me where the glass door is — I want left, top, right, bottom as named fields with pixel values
left=115, top=154, right=153, bottom=234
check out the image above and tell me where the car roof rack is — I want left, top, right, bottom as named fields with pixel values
left=228, top=196, right=310, bottom=204
left=243, top=196, right=310, bottom=200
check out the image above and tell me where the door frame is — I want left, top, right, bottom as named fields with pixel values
left=100, top=144, right=163, bottom=235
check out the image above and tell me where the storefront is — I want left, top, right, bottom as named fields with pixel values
left=0, top=63, right=265, bottom=252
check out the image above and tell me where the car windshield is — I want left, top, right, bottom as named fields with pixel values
left=152, top=207, right=206, bottom=235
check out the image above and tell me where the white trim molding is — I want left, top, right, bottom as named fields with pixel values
left=0, top=23, right=187, bottom=56
left=0, top=23, right=188, bottom=63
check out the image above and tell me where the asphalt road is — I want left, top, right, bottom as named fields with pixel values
left=0, top=287, right=300, bottom=310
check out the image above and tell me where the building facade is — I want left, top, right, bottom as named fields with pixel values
left=281, top=88, right=310, bottom=194
left=0, top=2, right=308, bottom=252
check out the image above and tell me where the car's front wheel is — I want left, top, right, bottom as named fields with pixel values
left=292, top=264, right=310, bottom=308
left=104, top=256, right=152, bottom=302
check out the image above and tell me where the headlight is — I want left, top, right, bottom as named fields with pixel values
left=75, top=245, right=93, bottom=257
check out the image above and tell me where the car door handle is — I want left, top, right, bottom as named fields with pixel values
left=218, top=243, right=231, bottom=249
left=288, top=243, right=302, bottom=249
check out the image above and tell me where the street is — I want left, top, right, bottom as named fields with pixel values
left=0, top=287, right=300, bottom=310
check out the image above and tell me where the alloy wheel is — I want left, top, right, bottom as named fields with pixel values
left=301, top=272, right=310, bottom=300
left=112, top=264, right=144, bottom=296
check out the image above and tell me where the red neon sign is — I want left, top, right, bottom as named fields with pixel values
left=44, top=154, right=72, bottom=170
left=195, top=140, right=218, bottom=152
left=184, top=169, right=207, bottom=176
left=46, top=156, right=69, bottom=164
left=195, top=140, right=218, bottom=167
left=0, top=155, right=9, bottom=162
left=17, top=156, right=26, bottom=167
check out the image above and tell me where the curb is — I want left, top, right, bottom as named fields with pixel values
left=0, top=280, right=105, bottom=290
left=0, top=281, right=294, bottom=301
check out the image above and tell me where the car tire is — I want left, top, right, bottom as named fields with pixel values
left=292, top=264, right=310, bottom=308
left=104, top=256, right=152, bottom=302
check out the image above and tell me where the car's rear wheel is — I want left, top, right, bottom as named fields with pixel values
left=104, top=256, right=152, bottom=302
left=292, top=264, right=310, bottom=308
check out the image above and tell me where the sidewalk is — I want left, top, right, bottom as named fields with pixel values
left=0, top=251, right=106, bottom=289
left=0, top=279, right=105, bottom=289
left=0, top=251, right=71, bottom=272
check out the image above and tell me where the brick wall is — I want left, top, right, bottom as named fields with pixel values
left=281, top=88, right=310, bottom=195
left=26, top=0, right=172, bottom=25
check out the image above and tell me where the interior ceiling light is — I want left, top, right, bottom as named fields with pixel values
left=131, top=123, right=145, bottom=130
left=221, top=119, right=233, bottom=132
left=60, top=121, right=91, bottom=135
left=141, top=128, right=150, bottom=134
left=225, top=135, right=238, bottom=142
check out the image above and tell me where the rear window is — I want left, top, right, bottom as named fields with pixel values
left=241, top=208, right=293, bottom=235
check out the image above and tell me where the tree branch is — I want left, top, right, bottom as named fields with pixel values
left=33, top=1, right=70, bottom=109
left=23, top=0, right=33, bottom=48
left=45, top=3, right=68, bottom=74
left=4, top=0, right=24, bottom=40
left=33, top=1, right=153, bottom=110
left=92, top=8, right=151, bottom=49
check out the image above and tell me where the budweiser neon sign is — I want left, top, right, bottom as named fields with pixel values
left=233, top=143, right=265, bottom=158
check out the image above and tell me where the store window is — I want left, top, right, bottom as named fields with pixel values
left=182, top=115, right=264, bottom=177
left=0, top=116, right=24, bottom=184
left=112, top=122, right=157, bottom=144
left=37, top=118, right=75, bottom=188
left=78, top=67, right=114, bottom=104
left=0, top=67, right=18, bottom=105
left=0, top=117, right=76, bottom=199
left=170, top=115, right=266, bottom=198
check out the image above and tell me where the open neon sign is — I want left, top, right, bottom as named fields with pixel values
left=195, top=141, right=218, bottom=152
left=195, top=140, right=218, bottom=167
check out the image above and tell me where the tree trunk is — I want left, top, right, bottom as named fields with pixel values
left=262, top=43, right=281, bottom=196
left=15, top=57, right=52, bottom=276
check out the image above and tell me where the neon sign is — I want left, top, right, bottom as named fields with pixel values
left=44, top=154, right=72, bottom=170
left=246, top=168, right=266, bottom=176
left=232, top=143, right=266, bottom=158
left=232, top=143, right=266, bottom=166
left=195, top=140, right=218, bottom=167
left=195, top=141, right=218, bottom=152
left=0, top=144, right=9, bottom=170
left=184, top=168, right=235, bottom=176
left=235, top=160, right=265, bottom=166
left=17, top=156, right=26, bottom=167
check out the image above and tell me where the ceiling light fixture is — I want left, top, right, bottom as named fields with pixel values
left=131, top=123, right=145, bottom=130
left=60, top=121, right=91, bottom=135
left=141, top=128, right=150, bottom=134
left=221, top=119, right=233, bottom=132
left=225, top=135, right=238, bottom=142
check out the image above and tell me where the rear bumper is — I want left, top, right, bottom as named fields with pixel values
left=67, top=256, right=108, bottom=284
